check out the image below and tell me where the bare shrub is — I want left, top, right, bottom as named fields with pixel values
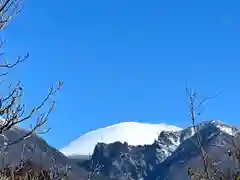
left=186, top=88, right=240, bottom=180
left=0, top=1, right=74, bottom=180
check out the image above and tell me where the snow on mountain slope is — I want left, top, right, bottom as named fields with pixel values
left=85, top=120, right=239, bottom=180
left=60, top=121, right=182, bottom=156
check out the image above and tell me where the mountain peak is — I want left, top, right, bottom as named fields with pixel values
left=194, top=120, right=238, bottom=136
left=60, top=121, right=182, bottom=156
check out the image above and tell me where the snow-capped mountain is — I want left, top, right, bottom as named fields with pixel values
left=1, top=119, right=239, bottom=180
left=73, top=120, right=240, bottom=180
left=60, top=122, right=182, bottom=156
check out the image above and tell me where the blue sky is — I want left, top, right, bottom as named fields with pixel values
left=3, top=0, right=240, bottom=148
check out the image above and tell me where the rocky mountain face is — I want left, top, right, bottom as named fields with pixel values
left=2, top=120, right=239, bottom=180
left=60, top=122, right=181, bottom=156
left=76, top=121, right=240, bottom=180
left=0, top=123, right=109, bottom=180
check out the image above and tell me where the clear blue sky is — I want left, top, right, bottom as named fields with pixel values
left=3, top=0, right=240, bottom=148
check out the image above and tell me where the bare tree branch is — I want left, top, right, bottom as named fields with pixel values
left=186, top=88, right=212, bottom=180
left=186, top=87, right=240, bottom=180
left=0, top=0, right=11, bottom=13
left=88, top=156, right=104, bottom=180
left=0, top=1, right=73, bottom=179
left=0, top=53, right=28, bottom=68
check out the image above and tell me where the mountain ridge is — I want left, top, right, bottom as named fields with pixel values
left=60, top=121, right=182, bottom=156
left=0, top=120, right=239, bottom=180
left=72, top=120, right=240, bottom=180
left=0, top=121, right=110, bottom=180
